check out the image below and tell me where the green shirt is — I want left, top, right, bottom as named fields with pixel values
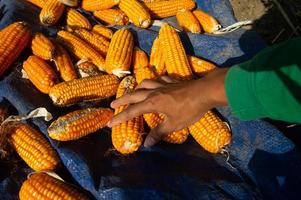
left=225, top=37, right=301, bottom=123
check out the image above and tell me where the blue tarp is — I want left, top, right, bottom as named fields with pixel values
left=1, top=0, right=301, bottom=199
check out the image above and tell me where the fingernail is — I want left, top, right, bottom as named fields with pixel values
left=107, top=121, right=112, bottom=127
left=144, top=137, right=156, bottom=148
left=110, top=102, right=115, bottom=108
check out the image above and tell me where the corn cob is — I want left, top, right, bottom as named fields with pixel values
left=49, top=74, right=119, bottom=106
left=23, top=56, right=57, bottom=94
left=159, top=23, right=192, bottom=80
left=39, top=0, right=65, bottom=26
left=76, top=60, right=103, bottom=77
left=132, top=47, right=149, bottom=73
left=93, top=9, right=129, bottom=26
left=134, top=65, right=156, bottom=85
left=31, top=33, right=55, bottom=60
left=142, top=0, right=165, bottom=2
left=105, top=29, right=134, bottom=78
left=25, top=0, right=45, bottom=8
left=60, top=0, right=79, bottom=7
left=119, top=0, right=151, bottom=28
left=92, top=24, right=113, bottom=40
left=53, top=43, right=78, bottom=81
left=188, top=111, right=231, bottom=153
left=176, top=9, right=202, bottom=33
left=9, top=123, right=60, bottom=171
left=112, top=76, right=144, bottom=154
left=193, top=10, right=221, bottom=33
left=57, top=30, right=105, bottom=71
left=19, top=173, right=90, bottom=200
left=48, top=108, right=113, bottom=141
left=73, top=28, right=110, bottom=56
left=66, top=8, right=92, bottom=30
left=149, top=37, right=166, bottom=76
left=0, top=22, right=31, bottom=77
left=82, top=0, right=120, bottom=11
left=142, top=0, right=196, bottom=19
left=188, top=55, right=217, bottom=77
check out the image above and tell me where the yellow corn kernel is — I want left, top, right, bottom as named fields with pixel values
left=188, top=111, right=231, bottom=153
left=31, top=33, right=55, bottom=60
left=142, top=0, right=196, bottom=19
left=82, top=0, right=120, bottom=11
left=92, top=24, right=113, bottom=40
left=48, top=108, right=113, bottom=141
left=49, top=74, right=120, bottom=106
left=112, top=76, right=144, bottom=154
left=57, top=30, right=105, bottom=71
left=176, top=9, right=202, bottom=33
left=188, top=55, right=217, bottom=77
left=149, top=37, right=166, bottom=76
left=19, top=173, right=90, bottom=200
left=76, top=60, right=103, bottom=77
left=132, top=47, right=149, bottom=73
left=93, top=9, right=129, bottom=26
left=119, top=0, right=151, bottom=28
left=193, top=9, right=221, bottom=33
left=66, top=8, right=92, bottom=30
left=134, top=65, right=156, bottom=85
left=25, top=0, right=45, bottom=8
left=39, top=0, right=65, bottom=26
left=9, top=123, right=60, bottom=171
left=159, top=23, right=192, bottom=80
left=23, top=55, right=57, bottom=94
left=105, top=29, right=134, bottom=78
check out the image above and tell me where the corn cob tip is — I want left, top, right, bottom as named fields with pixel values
left=112, top=69, right=131, bottom=78
left=140, top=18, right=152, bottom=28
left=59, top=0, right=78, bottom=6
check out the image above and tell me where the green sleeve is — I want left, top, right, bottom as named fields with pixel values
left=225, top=37, right=301, bottom=123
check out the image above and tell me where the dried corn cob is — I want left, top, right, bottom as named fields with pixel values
left=112, top=76, right=144, bottom=154
left=93, top=9, right=129, bottom=26
left=76, top=60, right=103, bottom=77
left=149, top=37, right=165, bottom=76
left=134, top=65, right=156, bottom=84
left=48, top=108, right=113, bottom=141
left=25, top=0, right=45, bottom=8
left=39, top=0, right=65, bottom=26
left=142, top=0, right=196, bottom=19
left=23, top=55, right=57, bottom=94
left=188, top=111, right=231, bottom=153
left=159, top=23, right=192, bottom=80
left=9, top=123, right=60, bottom=171
left=19, top=173, right=90, bottom=200
left=60, top=0, right=79, bottom=7
left=0, top=22, right=31, bottom=77
left=119, top=0, right=151, bottom=28
left=82, top=0, right=120, bottom=11
left=49, top=74, right=119, bottom=106
left=31, top=33, right=55, bottom=60
left=53, top=43, right=78, bottom=81
left=66, top=8, right=92, bottom=30
left=193, top=10, right=221, bottom=33
left=105, top=29, right=134, bottom=78
left=73, top=28, right=110, bottom=56
left=188, top=55, right=216, bottom=77
left=57, top=30, right=105, bottom=71
left=132, top=47, right=149, bottom=73
left=92, top=24, right=113, bottom=40
left=142, top=0, right=165, bottom=2
left=176, top=9, right=202, bottom=33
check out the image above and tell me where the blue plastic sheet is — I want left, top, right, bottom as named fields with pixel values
left=1, top=0, right=301, bottom=199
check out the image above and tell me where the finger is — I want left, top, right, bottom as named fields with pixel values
left=156, top=76, right=178, bottom=84
left=135, top=79, right=164, bottom=90
left=144, top=123, right=169, bottom=147
left=110, top=90, right=152, bottom=108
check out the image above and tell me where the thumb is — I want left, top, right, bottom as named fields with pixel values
left=144, top=123, right=168, bottom=148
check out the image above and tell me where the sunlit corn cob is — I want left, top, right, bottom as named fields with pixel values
left=119, top=0, right=151, bottom=28
left=112, top=76, right=144, bottom=154
left=57, top=30, right=105, bottom=71
left=76, top=60, right=103, bottom=77
left=9, top=123, right=60, bottom=171
left=0, top=22, right=31, bottom=77
left=105, top=29, right=134, bottom=78
left=49, top=74, right=119, bottom=106
left=82, top=0, right=120, bottom=11
left=73, top=28, right=110, bottom=56
left=48, top=108, right=113, bottom=141
left=66, top=8, right=92, bottom=30
left=93, top=9, right=129, bottom=26
left=23, top=55, right=57, bottom=94
left=142, top=0, right=196, bottom=19
left=134, top=65, right=156, bottom=84
left=60, top=0, right=79, bottom=7
left=53, top=43, right=78, bottom=81
left=132, top=47, right=149, bottom=74
left=188, top=55, right=217, bottom=77
left=188, top=111, right=231, bottom=153
left=176, top=9, right=202, bottom=33
left=159, top=23, right=192, bottom=80
left=149, top=37, right=166, bottom=76
left=39, top=0, right=65, bottom=26
left=92, top=24, right=113, bottom=40
left=193, top=9, right=221, bottom=33
left=19, top=173, right=90, bottom=200
left=0, top=105, right=8, bottom=124
left=25, top=0, right=45, bottom=8
left=31, top=33, right=55, bottom=60
left=142, top=0, right=165, bottom=2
